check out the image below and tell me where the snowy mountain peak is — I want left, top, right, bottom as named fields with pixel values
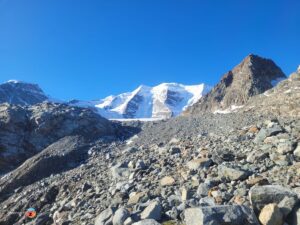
left=0, top=79, right=211, bottom=119
left=6, top=80, right=22, bottom=84
left=71, top=83, right=211, bottom=119
left=136, top=84, right=151, bottom=90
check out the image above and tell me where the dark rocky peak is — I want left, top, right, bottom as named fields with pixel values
left=185, top=54, right=286, bottom=114
left=0, top=80, right=48, bottom=105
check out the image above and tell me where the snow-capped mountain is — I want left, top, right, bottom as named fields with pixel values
left=0, top=80, right=48, bottom=105
left=0, top=80, right=210, bottom=119
left=69, top=83, right=211, bottom=119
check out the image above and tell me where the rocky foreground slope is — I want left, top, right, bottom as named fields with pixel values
left=0, top=109, right=299, bottom=225
left=0, top=60, right=299, bottom=225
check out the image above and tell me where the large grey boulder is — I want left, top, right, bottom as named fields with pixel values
left=184, top=205, right=260, bottom=225
left=258, top=203, right=283, bottom=225
left=113, top=208, right=130, bottom=225
left=218, top=164, right=250, bottom=181
left=249, top=185, right=299, bottom=213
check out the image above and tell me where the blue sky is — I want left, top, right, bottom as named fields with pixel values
left=0, top=0, right=299, bottom=100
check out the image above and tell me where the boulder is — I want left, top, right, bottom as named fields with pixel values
left=140, top=201, right=162, bottom=221
left=160, top=176, right=175, bottom=186
left=184, top=205, right=259, bottom=225
left=95, top=208, right=115, bottom=225
left=266, top=123, right=284, bottom=136
left=249, top=185, right=298, bottom=213
left=258, top=203, right=283, bottom=225
left=278, top=196, right=298, bottom=217
left=124, top=217, right=133, bottom=225
left=196, top=183, right=210, bottom=197
left=254, top=128, right=268, bottom=143
left=218, top=164, right=249, bottom=181
left=277, top=141, right=295, bottom=155
left=128, top=192, right=147, bottom=205
left=254, top=123, right=283, bottom=143
left=187, top=158, right=212, bottom=170
left=113, top=208, right=130, bottom=225
left=135, top=160, right=147, bottom=170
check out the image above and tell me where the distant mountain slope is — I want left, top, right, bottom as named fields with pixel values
left=0, top=102, right=116, bottom=174
left=70, top=83, right=211, bottom=119
left=0, top=80, right=48, bottom=105
left=185, top=54, right=286, bottom=115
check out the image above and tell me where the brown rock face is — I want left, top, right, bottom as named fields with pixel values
left=185, top=54, right=286, bottom=114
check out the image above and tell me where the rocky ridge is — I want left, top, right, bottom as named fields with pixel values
left=0, top=81, right=48, bottom=106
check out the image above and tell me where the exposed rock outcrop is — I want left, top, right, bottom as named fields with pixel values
left=185, top=54, right=286, bottom=114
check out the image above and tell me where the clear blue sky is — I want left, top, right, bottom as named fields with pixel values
left=0, top=0, right=299, bottom=100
